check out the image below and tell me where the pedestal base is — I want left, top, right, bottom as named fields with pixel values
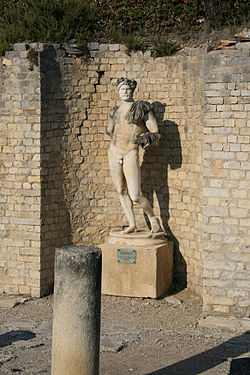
left=100, top=231, right=173, bottom=298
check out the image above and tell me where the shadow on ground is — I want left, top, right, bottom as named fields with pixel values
left=0, top=330, right=36, bottom=348
left=146, top=333, right=250, bottom=375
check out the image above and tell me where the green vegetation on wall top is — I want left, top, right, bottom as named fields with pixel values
left=0, top=0, right=96, bottom=55
left=0, top=0, right=249, bottom=56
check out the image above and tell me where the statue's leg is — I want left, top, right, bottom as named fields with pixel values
left=119, top=195, right=137, bottom=234
left=123, top=150, right=161, bottom=233
left=108, top=149, right=136, bottom=233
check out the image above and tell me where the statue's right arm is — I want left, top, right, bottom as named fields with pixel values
left=106, top=107, right=117, bottom=137
left=106, top=116, right=115, bottom=137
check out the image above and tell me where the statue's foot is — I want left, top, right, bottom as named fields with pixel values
left=150, top=216, right=162, bottom=233
left=121, top=225, right=137, bottom=234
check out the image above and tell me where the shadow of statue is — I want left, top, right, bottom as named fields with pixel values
left=141, top=101, right=186, bottom=288
left=146, top=332, right=250, bottom=375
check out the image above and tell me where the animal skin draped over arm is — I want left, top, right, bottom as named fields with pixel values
left=129, top=101, right=160, bottom=147
left=131, top=132, right=160, bottom=147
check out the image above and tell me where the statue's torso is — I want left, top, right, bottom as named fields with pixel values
left=110, top=102, right=147, bottom=151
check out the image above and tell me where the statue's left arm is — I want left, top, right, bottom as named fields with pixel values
left=144, top=110, right=161, bottom=146
left=131, top=104, right=161, bottom=148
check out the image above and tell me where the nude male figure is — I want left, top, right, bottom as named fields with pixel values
left=107, top=77, right=162, bottom=234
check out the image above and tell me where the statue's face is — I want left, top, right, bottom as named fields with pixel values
left=118, top=84, right=134, bottom=102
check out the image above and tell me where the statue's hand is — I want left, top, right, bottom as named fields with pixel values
left=131, top=132, right=160, bottom=147
left=131, top=133, right=146, bottom=145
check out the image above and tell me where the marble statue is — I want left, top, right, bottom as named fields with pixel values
left=107, top=77, right=162, bottom=234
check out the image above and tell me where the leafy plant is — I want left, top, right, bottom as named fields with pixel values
left=122, top=34, right=146, bottom=55
left=105, top=28, right=123, bottom=43
left=0, top=0, right=97, bottom=55
left=199, top=0, right=250, bottom=29
left=27, top=48, right=39, bottom=70
left=153, top=39, right=180, bottom=57
left=97, top=0, right=202, bottom=36
left=97, top=0, right=249, bottom=38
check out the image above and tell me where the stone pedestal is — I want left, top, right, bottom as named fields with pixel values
left=100, top=231, right=173, bottom=298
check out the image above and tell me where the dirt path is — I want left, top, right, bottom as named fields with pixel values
left=0, top=289, right=249, bottom=374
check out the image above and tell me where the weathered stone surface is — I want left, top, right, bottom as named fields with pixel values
left=106, top=78, right=162, bottom=235
left=199, top=316, right=250, bottom=332
left=101, top=235, right=173, bottom=298
left=202, top=46, right=250, bottom=318
left=51, top=246, right=101, bottom=375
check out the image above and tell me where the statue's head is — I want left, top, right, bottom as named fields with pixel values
left=116, top=77, right=137, bottom=102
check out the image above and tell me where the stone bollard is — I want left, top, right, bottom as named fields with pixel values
left=51, top=246, right=102, bottom=375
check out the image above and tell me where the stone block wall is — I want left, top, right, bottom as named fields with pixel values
left=202, top=43, right=250, bottom=317
left=0, top=44, right=41, bottom=296
left=0, top=43, right=72, bottom=297
left=0, top=41, right=249, bottom=318
left=40, top=46, right=72, bottom=295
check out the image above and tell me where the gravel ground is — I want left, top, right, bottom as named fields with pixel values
left=0, top=289, right=249, bottom=375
